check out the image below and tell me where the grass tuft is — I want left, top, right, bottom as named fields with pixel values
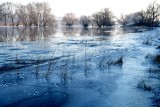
left=154, top=55, right=160, bottom=63
left=107, top=56, right=123, bottom=65
left=137, top=80, right=152, bottom=91
left=156, top=46, right=160, bottom=49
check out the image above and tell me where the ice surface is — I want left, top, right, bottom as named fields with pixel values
left=0, top=26, right=159, bottom=107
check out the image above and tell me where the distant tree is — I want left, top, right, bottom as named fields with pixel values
left=17, top=4, right=29, bottom=26
left=99, top=8, right=115, bottom=26
left=123, top=1, right=160, bottom=27
left=26, top=2, right=55, bottom=26
left=1, top=2, right=12, bottom=26
left=9, top=3, right=17, bottom=26
left=15, top=4, right=22, bottom=26
left=132, top=11, right=147, bottom=26
left=146, top=1, right=160, bottom=27
left=118, top=14, right=130, bottom=26
left=43, top=14, right=57, bottom=27
left=79, top=16, right=91, bottom=28
left=92, top=8, right=115, bottom=27
left=0, top=2, right=22, bottom=26
left=92, top=12, right=103, bottom=28
left=49, top=15, right=57, bottom=27
left=26, top=2, right=37, bottom=26
left=62, top=13, right=78, bottom=26
left=0, top=2, right=56, bottom=26
left=0, top=4, right=3, bottom=21
left=39, top=2, right=55, bottom=26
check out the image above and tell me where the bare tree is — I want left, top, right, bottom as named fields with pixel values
left=100, top=8, right=115, bottom=26
left=35, top=2, right=43, bottom=26
left=16, top=4, right=29, bottom=26
left=39, top=2, right=54, bottom=26
left=9, top=3, right=17, bottom=26
left=122, top=1, right=160, bottom=27
left=131, top=11, right=147, bottom=26
left=0, top=5, right=3, bottom=21
left=15, top=4, right=22, bottom=26
left=118, top=14, right=130, bottom=26
left=26, top=2, right=56, bottom=27
left=1, top=2, right=12, bottom=26
left=26, top=2, right=36, bottom=26
left=62, top=13, right=78, bottom=26
left=49, top=15, right=57, bottom=27
left=92, top=8, right=115, bottom=27
left=146, top=1, right=160, bottom=27
left=43, top=14, right=57, bottom=27
left=79, top=16, right=91, bottom=28
left=92, top=12, right=103, bottom=28
left=0, top=2, right=56, bottom=27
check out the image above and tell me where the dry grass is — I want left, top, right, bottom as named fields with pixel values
left=154, top=55, right=160, bottom=63
left=35, top=56, right=41, bottom=76
left=156, top=46, right=160, bottom=49
left=45, top=51, right=56, bottom=79
left=137, top=80, right=152, bottom=91
left=107, top=56, right=123, bottom=65
left=143, top=36, right=151, bottom=45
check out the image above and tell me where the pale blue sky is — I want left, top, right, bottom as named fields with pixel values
left=0, top=0, right=159, bottom=17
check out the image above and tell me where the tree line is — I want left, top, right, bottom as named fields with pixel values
left=0, top=1, right=160, bottom=27
left=62, top=1, right=160, bottom=28
left=119, top=1, right=160, bottom=27
left=62, top=8, right=115, bottom=28
left=0, top=2, right=57, bottom=26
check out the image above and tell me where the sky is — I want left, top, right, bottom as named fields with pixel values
left=0, top=0, right=160, bottom=18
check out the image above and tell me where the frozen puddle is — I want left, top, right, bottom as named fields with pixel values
left=0, top=27, right=159, bottom=107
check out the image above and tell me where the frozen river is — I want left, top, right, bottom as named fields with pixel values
left=0, top=26, right=159, bottom=107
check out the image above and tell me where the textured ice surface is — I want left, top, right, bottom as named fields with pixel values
left=0, top=27, right=159, bottom=107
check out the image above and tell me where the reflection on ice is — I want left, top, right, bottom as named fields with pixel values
left=0, top=27, right=56, bottom=42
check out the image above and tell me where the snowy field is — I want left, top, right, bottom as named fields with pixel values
left=0, top=26, right=160, bottom=107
